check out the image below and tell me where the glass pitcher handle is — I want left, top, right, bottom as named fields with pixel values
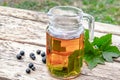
left=83, top=13, right=94, bottom=41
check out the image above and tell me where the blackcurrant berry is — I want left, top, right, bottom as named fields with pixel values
left=29, top=53, right=36, bottom=60
left=26, top=68, right=31, bottom=74
left=42, top=57, right=46, bottom=64
left=30, top=55, right=36, bottom=60
left=20, top=50, right=25, bottom=56
left=30, top=53, right=35, bottom=57
left=28, top=63, right=34, bottom=68
left=16, top=54, right=22, bottom=60
left=31, top=66, right=36, bottom=71
left=41, top=52, right=46, bottom=57
left=36, top=49, right=41, bottom=55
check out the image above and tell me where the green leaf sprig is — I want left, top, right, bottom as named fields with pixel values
left=84, top=30, right=120, bottom=69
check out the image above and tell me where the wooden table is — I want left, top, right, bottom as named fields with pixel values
left=0, top=6, right=120, bottom=80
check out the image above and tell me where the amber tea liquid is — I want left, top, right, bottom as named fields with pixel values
left=46, top=32, right=84, bottom=79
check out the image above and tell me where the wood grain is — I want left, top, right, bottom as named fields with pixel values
left=0, top=6, right=120, bottom=80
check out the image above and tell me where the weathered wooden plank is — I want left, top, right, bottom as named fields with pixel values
left=0, top=14, right=46, bottom=47
left=0, top=6, right=120, bottom=80
left=0, top=14, right=120, bottom=46
left=94, top=22, right=120, bottom=36
left=0, top=6, right=120, bottom=36
left=0, top=40, right=120, bottom=80
left=0, top=6, right=48, bottom=23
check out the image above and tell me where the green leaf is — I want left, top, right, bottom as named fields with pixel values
left=84, top=38, right=105, bottom=69
left=84, top=32, right=120, bottom=69
left=84, top=53, right=104, bottom=69
left=102, top=46, right=120, bottom=62
left=84, top=48, right=104, bottom=69
left=86, top=55, right=104, bottom=69
left=74, top=57, right=80, bottom=73
left=79, top=57, right=83, bottom=67
left=104, top=46, right=120, bottom=53
left=92, top=34, right=112, bottom=49
left=84, top=38, right=94, bottom=54
left=52, top=68, right=68, bottom=77
left=68, top=53, right=74, bottom=73
left=53, top=40, right=66, bottom=52
left=53, top=40, right=61, bottom=51
left=103, top=52, right=120, bottom=62
left=68, top=50, right=83, bottom=73
left=85, top=29, right=89, bottom=40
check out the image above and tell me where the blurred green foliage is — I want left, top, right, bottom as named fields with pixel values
left=0, top=0, right=120, bottom=25
left=14, top=0, right=39, bottom=10
left=82, top=0, right=120, bottom=25
left=12, top=0, right=73, bottom=12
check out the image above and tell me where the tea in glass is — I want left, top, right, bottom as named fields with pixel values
left=46, top=32, right=84, bottom=79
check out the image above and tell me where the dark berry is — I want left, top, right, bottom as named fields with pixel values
left=26, top=68, right=31, bottom=74
left=36, top=49, right=41, bottom=55
left=31, top=66, right=36, bottom=71
left=41, top=52, right=46, bottom=57
left=20, top=50, right=25, bottom=56
left=16, top=54, right=22, bottom=60
left=30, top=53, right=35, bottom=57
left=29, top=53, right=36, bottom=60
left=28, top=63, right=34, bottom=68
left=42, top=57, right=46, bottom=64
left=30, top=55, right=36, bottom=60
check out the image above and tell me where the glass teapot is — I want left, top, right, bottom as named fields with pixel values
left=46, top=6, right=94, bottom=79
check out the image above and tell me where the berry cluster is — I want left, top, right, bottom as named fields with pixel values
left=16, top=50, right=25, bottom=59
left=16, top=49, right=46, bottom=74
left=26, top=63, right=35, bottom=74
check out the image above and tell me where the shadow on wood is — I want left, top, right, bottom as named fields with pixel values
left=0, top=77, right=11, bottom=80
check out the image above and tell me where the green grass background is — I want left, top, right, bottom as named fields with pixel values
left=0, top=0, right=120, bottom=25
